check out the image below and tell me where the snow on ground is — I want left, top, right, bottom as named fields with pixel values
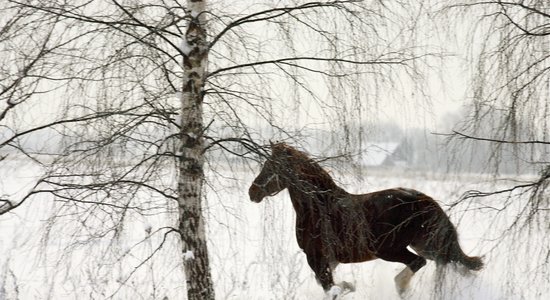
left=1, top=159, right=549, bottom=299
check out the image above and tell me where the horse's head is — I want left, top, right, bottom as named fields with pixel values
left=248, top=142, right=291, bottom=203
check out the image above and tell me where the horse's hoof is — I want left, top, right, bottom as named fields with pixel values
left=327, top=285, right=342, bottom=299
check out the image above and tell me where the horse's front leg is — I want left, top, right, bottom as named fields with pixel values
left=305, top=253, right=344, bottom=299
left=306, top=253, right=334, bottom=290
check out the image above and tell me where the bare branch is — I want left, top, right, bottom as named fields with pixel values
left=450, top=130, right=550, bottom=145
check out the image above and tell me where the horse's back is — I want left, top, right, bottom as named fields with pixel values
left=350, top=188, right=439, bottom=248
left=357, top=187, right=433, bottom=211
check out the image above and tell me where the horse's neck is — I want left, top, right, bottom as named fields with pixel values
left=287, top=184, right=348, bottom=213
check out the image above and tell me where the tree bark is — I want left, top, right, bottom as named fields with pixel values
left=178, top=0, right=215, bottom=299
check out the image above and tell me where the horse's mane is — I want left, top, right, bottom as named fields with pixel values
left=272, top=143, right=339, bottom=191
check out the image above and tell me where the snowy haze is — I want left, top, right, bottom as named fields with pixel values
left=1, top=157, right=548, bottom=299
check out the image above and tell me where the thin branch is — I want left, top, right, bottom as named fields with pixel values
left=449, top=130, right=550, bottom=145
left=207, top=55, right=415, bottom=78
left=209, top=1, right=360, bottom=49
left=106, top=227, right=179, bottom=299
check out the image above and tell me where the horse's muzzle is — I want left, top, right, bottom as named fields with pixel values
left=248, top=185, right=264, bottom=203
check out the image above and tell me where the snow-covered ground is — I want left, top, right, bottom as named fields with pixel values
left=1, top=159, right=548, bottom=299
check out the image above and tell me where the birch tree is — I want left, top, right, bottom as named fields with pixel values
left=0, top=1, right=427, bottom=299
left=179, top=1, right=214, bottom=298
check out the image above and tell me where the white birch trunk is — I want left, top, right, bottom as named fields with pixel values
left=178, top=0, right=214, bottom=299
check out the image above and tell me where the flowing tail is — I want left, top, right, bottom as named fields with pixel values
left=413, top=198, right=483, bottom=271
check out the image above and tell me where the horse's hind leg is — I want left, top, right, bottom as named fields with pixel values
left=376, top=248, right=427, bottom=295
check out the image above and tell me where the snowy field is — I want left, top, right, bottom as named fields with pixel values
left=1, top=158, right=549, bottom=299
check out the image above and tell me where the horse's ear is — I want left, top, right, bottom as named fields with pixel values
left=269, top=140, right=285, bottom=155
left=270, top=140, right=284, bottom=150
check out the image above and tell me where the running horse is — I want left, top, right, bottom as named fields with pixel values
left=248, top=142, right=483, bottom=298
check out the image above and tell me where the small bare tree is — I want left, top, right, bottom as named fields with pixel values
left=443, top=0, right=549, bottom=219
left=435, top=1, right=550, bottom=297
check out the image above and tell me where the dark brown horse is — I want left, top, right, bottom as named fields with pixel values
left=249, top=142, right=483, bottom=298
